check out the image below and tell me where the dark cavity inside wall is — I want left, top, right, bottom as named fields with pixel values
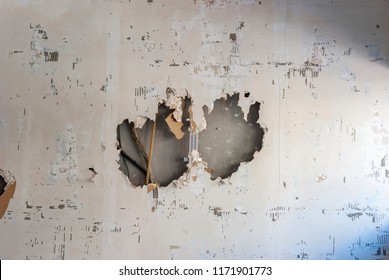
left=199, top=93, right=264, bottom=180
left=116, top=92, right=264, bottom=187
left=0, top=175, right=6, bottom=196
left=117, top=98, right=191, bottom=187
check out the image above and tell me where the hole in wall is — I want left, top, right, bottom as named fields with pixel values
left=116, top=88, right=265, bottom=187
left=0, top=175, right=6, bottom=196
left=0, top=169, right=16, bottom=219
left=117, top=95, right=191, bottom=187
left=198, top=93, right=264, bottom=180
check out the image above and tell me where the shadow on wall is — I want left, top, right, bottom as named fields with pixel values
left=290, top=0, right=389, bottom=68
left=348, top=224, right=389, bottom=260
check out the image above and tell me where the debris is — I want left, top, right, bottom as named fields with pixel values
left=169, top=245, right=180, bottom=250
left=165, top=112, right=185, bottom=139
left=188, top=105, right=198, bottom=133
left=88, top=167, right=98, bottom=183
left=145, top=119, right=157, bottom=184
left=204, top=167, right=214, bottom=174
left=210, top=206, right=222, bottom=217
left=316, top=174, right=327, bottom=183
left=147, top=183, right=157, bottom=193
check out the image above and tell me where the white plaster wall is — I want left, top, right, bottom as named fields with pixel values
left=1, top=0, right=389, bottom=259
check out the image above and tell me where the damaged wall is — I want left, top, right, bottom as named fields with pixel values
left=1, top=0, right=389, bottom=259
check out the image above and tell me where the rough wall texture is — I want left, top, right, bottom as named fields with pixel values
left=1, top=0, right=389, bottom=259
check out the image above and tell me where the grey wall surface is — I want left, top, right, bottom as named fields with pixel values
left=1, top=0, right=389, bottom=259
